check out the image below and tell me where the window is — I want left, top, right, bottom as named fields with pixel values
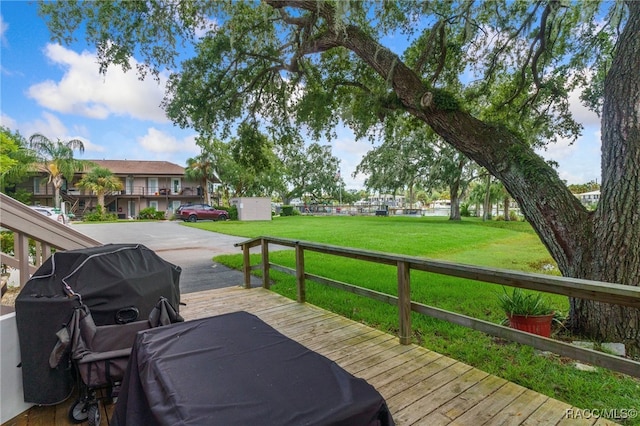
left=33, top=177, right=41, bottom=194
left=126, top=176, right=134, bottom=195
left=148, top=178, right=159, bottom=195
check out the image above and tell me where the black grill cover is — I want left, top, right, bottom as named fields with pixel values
left=113, top=312, right=394, bottom=426
left=15, top=244, right=181, bottom=405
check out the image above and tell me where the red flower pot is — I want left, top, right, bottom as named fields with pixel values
left=507, top=313, right=554, bottom=337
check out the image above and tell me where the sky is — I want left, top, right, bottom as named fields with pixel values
left=1, top=2, right=602, bottom=191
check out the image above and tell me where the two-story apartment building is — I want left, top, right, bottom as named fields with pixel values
left=19, top=160, right=219, bottom=219
left=575, top=190, right=600, bottom=206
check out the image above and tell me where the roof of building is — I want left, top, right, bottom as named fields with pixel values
left=86, top=160, right=185, bottom=176
left=575, top=190, right=601, bottom=196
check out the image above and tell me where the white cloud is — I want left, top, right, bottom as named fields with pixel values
left=538, top=77, right=602, bottom=184
left=75, top=137, right=106, bottom=154
left=0, top=15, right=10, bottom=76
left=538, top=135, right=578, bottom=161
left=539, top=127, right=601, bottom=184
left=27, top=44, right=169, bottom=123
left=332, top=127, right=375, bottom=189
left=568, top=86, right=600, bottom=127
left=23, top=111, right=69, bottom=139
left=0, top=14, right=7, bottom=47
left=138, top=127, right=199, bottom=155
left=20, top=111, right=105, bottom=154
left=195, top=17, right=219, bottom=38
left=0, top=113, right=17, bottom=130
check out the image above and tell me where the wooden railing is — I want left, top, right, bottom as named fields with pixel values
left=236, top=236, right=640, bottom=378
left=0, top=193, right=101, bottom=286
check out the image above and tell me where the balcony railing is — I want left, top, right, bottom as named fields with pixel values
left=65, top=186, right=201, bottom=197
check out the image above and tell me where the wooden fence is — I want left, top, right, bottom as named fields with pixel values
left=236, top=236, right=640, bottom=379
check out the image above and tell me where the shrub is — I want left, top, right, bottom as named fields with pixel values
left=496, top=211, right=521, bottom=222
left=1, top=231, right=15, bottom=272
left=222, top=205, right=238, bottom=220
left=138, top=207, right=165, bottom=220
left=460, top=203, right=471, bottom=217
left=281, top=205, right=294, bottom=216
left=8, top=189, right=33, bottom=205
left=83, top=205, right=118, bottom=222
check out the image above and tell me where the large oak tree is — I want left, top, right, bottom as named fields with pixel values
left=40, top=1, right=640, bottom=352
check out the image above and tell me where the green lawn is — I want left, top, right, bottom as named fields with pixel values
left=186, top=215, right=639, bottom=423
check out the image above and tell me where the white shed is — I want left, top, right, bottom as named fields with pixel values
left=230, top=197, right=272, bottom=221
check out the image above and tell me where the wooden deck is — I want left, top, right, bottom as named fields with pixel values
left=5, top=286, right=616, bottom=425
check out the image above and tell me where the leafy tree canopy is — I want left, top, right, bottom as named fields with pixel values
left=40, top=1, right=621, bottom=143
left=1, top=127, right=36, bottom=193
left=39, top=1, right=640, bottom=348
left=567, top=181, right=600, bottom=194
left=277, top=137, right=342, bottom=203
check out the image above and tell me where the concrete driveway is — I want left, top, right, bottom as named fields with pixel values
left=75, top=221, right=262, bottom=293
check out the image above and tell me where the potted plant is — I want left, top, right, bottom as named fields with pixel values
left=498, top=287, right=555, bottom=337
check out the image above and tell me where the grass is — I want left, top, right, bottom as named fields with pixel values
left=187, top=215, right=640, bottom=423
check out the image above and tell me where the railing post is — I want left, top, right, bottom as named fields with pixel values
left=397, top=261, right=412, bottom=345
left=15, top=233, right=30, bottom=286
left=261, top=239, right=270, bottom=289
left=42, top=244, right=52, bottom=266
left=296, top=244, right=305, bottom=303
left=34, top=241, right=51, bottom=267
left=242, top=243, right=251, bottom=289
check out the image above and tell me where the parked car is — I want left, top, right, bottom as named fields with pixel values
left=178, top=204, right=228, bottom=222
left=29, top=206, right=69, bottom=225
left=175, top=203, right=193, bottom=216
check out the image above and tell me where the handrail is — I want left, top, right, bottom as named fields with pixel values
left=235, top=236, right=640, bottom=378
left=0, top=193, right=101, bottom=286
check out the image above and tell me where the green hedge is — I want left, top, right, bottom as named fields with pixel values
left=138, top=207, right=165, bottom=220
left=281, top=205, right=294, bottom=216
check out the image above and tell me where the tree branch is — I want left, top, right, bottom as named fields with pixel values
left=413, top=20, right=444, bottom=76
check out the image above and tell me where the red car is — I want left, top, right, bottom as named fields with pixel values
left=177, top=204, right=228, bottom=222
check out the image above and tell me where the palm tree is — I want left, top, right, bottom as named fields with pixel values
left=185, top=150, right=217, bottom=205
left=77, top=166, right=123, bottom=216
left=28, top=133, right=86, bottom=208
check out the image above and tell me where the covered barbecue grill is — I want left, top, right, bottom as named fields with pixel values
left=15, top=244, right=181, bottom=405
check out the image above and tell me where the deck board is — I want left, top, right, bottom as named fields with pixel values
left=4, top=286, right=603, bottom=425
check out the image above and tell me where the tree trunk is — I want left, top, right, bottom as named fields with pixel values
left=52, top=175, right=63, bottom=209
left=567, top=1, right=640, bottom=355
left=448, top=175, right=461, bottom=221
left=449, top=189, right=460, bottom=221
left=503, top=196, right=510, bottom=221
left=408, top=183, right=414, bottom=210
left=448, top=159, right=464, bottom=221
left=483, top=175, right=491, bottom=222
left=202, top=179, right=211, bottom=205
